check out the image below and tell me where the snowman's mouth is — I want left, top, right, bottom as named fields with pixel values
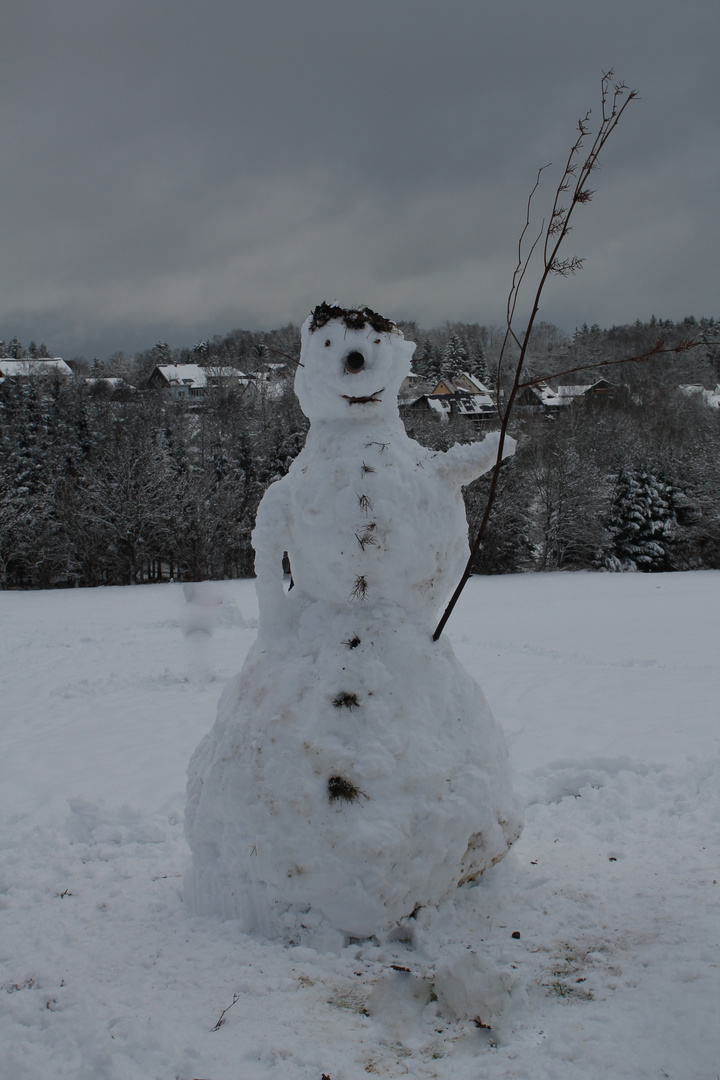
left=342, top=388, right=385, bottom=405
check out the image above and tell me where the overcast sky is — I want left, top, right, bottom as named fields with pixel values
left=2, top=0, right=718, bottom=359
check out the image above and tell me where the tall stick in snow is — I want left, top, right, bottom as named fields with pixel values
left=433, top=71, right=639, bottom=641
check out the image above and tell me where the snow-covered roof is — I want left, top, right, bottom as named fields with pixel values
left=155, top=364, right=207, bottom=388
left=455, top=394, right=495, bottom=416
left=522, top=381, right=573, bottom=408
left=409, top=391, right=494, bottom=421
left=427, top=397, right=451, bottom=417
left=431, top=373, right=495, bottom=398
left=0, top=358, right=72, bottom=379
left=555, top=384, right=593, bottom=398
left=455, top=372, right=494, bottom=396
left=679, top=384, right=720, bottom=408
left=520, top=378, right=615, bottom=410
left=152, top=364, right=245, bottom=390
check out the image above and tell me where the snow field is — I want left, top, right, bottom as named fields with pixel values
left=0, top=572, right=718, bottom=1079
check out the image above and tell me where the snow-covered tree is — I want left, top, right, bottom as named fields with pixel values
left=440, top=331, right=468, bottom=381
left=424, top=347, right=443, bottom=384
left=606, top=461, right=677, bottom=572
left=467, top=344, right=492, bottom=387
left=6, top=337, right=25, bottom=359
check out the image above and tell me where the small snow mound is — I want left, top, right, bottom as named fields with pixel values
left=66, top=799, right=167, bottom=846
left=180, top=582, right=248, bottom=636
left=523, top=756, right=651, bottom=806
left=367, top=969, right=433, bottom=1036
left=433, top=951, right=512, bottom=1026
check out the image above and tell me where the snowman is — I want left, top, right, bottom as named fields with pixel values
left=185, top=304, right=522, bottom=943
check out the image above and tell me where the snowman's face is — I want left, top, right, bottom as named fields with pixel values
left=295, top=316, right=415, bottom=423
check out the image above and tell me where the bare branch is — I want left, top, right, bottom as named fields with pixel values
left=265, top=346, right=303, bottom=368
left=518, top=337, right=701, bottom=388
left=433, top=71, right=638, bottom=641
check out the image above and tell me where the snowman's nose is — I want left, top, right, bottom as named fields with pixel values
left=344, top=351, right=365, bottom=373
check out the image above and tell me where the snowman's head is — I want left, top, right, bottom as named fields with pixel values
left=295, top=303, right=416, bottom=423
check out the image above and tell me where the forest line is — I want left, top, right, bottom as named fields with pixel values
left=1, top=315, right=718, bottom=588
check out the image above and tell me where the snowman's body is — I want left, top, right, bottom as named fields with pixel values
left=185, top=306, right=521, bottom=941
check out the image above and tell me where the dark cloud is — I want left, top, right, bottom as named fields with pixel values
left=1, top=0, right=718, bottom=357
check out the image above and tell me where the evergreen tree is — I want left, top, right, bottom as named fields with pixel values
left=421, top=337, right=435, bottom=361
left=426, top=352, right=443, bottom=385
left=606, top=461, right=677, bottom=571
left=440, top=332, right=468, bottom=382
left=468, top=344, right=492, bottom=387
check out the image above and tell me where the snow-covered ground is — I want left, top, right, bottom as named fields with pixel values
left=0, top=572, right=718, bottom=1080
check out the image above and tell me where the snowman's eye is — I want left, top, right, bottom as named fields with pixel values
left=325, top=339, right=331, bottom=347
left=374, top=339, right=381, bottom=344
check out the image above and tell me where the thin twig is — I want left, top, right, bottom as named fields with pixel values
left=211, top=993, right=240, bottom=1031
left=495, top=166, right=549, bottom=415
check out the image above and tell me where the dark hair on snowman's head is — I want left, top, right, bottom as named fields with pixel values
left=309, top=302, right=397, bottom=336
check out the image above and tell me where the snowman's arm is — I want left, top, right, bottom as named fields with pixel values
left=252, top=479, right=292, bottom=624
left=432, top=430, right=516, bottom=486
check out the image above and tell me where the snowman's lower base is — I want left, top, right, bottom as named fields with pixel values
left=184, top=599, right=522, bottom=941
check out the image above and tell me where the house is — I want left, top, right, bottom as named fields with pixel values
left=679, top=384, right=720, bottom=409
left=514, top=382, right=557, bottom=412
left=450, top=372, right=496, bottom=398
left=399, top=371, right=423, bottom=402
left=515, top=378, right=614, bottom=414
left=0, top=358, right=73, bottom=383
left=405, top=394, right=453, bottom=420
left=146, top=363, right=247, bottom=398
left=429, top=373, right=496, bottom=398
left=555, top=378, right=614, bottom=401
left=406, top=391, right=496, bottom=423
left=405, top=371, right=497, bottom=423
